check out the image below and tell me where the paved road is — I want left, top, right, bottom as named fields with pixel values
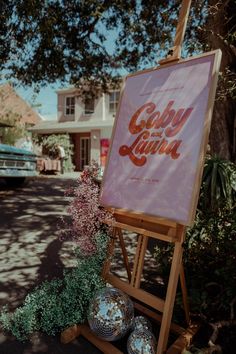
left=0, top=175, right=102, bottom=354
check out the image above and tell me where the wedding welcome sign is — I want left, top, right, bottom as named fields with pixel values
left=100, top=51, right=221, bottom=225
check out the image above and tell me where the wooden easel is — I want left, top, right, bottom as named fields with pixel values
left=61, top=0, right=200, bottom=353
left=103, top=210, right=198, bottom=353
left=61, top=209, right=198, bottom=354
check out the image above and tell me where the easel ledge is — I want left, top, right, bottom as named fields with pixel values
left=105, top=209, right=179, bottom=243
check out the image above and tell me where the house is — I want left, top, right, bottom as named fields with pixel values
left=30, top=85, right=121, bottom=171
left=0, top=83, right=42, bottom=143
left=0, top=83, right=42, bottom=127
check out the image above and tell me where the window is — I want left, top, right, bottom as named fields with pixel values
left=84, top=98, right=95, bottom=115
left=109, top=91, right=120, bottom=112
left=65, top=96, right=75, bottom=115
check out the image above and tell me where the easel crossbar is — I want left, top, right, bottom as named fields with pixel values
left=133, top=302, right=186, bottom=336
left=105, top=219, right=178, bottom=243
left=106, top=273, right=165, bottom=313
left=79, top=325, right=123, bottom=354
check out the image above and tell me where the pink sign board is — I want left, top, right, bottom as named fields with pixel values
left=100, top=51, right=221, bottom=225
left=100, top=139, right=110, bottom=168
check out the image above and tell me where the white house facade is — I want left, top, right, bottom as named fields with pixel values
left=30, top=86, right=121, bottom=171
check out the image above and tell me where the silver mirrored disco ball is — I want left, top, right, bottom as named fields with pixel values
left=87, top=287, right=134, bottom=341
left=132, top=316, right=152, bottom=332
left=127, top=329, right=157, bottom=354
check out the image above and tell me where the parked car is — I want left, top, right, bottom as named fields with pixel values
left=0, top=143, right=38, bottom=186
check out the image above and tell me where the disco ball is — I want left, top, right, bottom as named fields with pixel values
left=127, top=329, right=157, bottom=354
left=132, top=316, right=152, bottom=332
left=87, top=287, right=134, bottom=341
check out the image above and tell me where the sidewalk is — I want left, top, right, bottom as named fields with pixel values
left=38, top=171, right=80, bottom=180
left=0, top=175, right=102, bottom=354
left=0, top=173, right=162, bottom=354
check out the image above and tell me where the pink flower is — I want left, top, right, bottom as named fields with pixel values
left=59, top=161, right=113, bottom=256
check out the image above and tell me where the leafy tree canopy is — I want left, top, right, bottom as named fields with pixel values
left=1, top=0, right=234, bottom=90
left=1, top=1, right=235, bottom=158
left=0, top=111, right=25, bottom=145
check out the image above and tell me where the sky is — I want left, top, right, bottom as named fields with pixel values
left=16, top=84, right=60, bottom=121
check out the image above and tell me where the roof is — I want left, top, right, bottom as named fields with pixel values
left=0, top=83, right=42, bottom=125
left=56, top=78, right=123, bottom=95
left=56, top=87, right=79, bottom=95
left=29, top=119, right=114, bottom=134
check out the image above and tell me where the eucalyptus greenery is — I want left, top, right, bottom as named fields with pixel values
left=0, top=232, right=108, bottom=341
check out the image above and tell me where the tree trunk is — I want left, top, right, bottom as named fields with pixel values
left=206, top=0, right=236, bottom=161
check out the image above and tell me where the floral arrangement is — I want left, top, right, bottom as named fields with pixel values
left=60, top=161, right=114, bottom=255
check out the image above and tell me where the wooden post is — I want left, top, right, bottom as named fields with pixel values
left=157, top=225, right=186, bottom=353
left=159, top=0, right=192, bottom=65
left=117, top=228, right=132, bottom=282
left=130, top=234, right=148, bottom=288
left=101, top=227, right=118, bottom=278
left=180, top=264, right=190, bottom=325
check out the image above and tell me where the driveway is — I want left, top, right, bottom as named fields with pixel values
left=0, top=174, right=102, bottom=354
left=0, top=174, right=162, bottom=354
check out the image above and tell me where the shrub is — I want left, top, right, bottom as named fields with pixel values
left=184, top=207, right=236, bottom=320
left=200, top=155, right=236, bottom=211
left=154, top=156, right=236, bottom=322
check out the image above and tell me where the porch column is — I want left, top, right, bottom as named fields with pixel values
left=90, top=129, right=101, bottom=165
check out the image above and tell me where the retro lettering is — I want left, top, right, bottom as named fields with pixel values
left=119, top=100, right=194, bottom=166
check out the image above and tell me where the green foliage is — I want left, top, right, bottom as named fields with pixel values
left=0, top=232, right=109, bottom=341
left=0, top=111, right=25, bottom=145
left=154, top=156, right=236, bottom=321
left=184, top=207, right=236, bottom=320
left=34, top=133, right=74, bottom=172
left=0, top=1, right=234, bottom=92
left=1, top=1, right=235, bottom=159
left=201, top=155, right=236, bottom=211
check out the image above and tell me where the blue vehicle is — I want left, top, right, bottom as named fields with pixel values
left=0, top=143, right=38, bottom=186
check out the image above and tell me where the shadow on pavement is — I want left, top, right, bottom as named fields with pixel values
left=0, top=176, right=102, bottom=353
left=0, top=177, right=76, bottom=308
left=0, top=176, right=168, bottom=354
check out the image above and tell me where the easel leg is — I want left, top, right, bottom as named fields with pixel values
left=130, top=235, right=148, bottom=288
left=117, top=228, right=132, bottom=282
left=180, top=263, right=190, bottom=325
left=102, top=227, right=117, bottom=278
left=157, top=241, right=184, bottom=354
